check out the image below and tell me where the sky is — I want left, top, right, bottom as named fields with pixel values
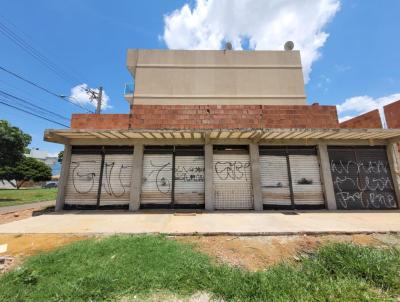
left=0, top=0, right=399, bottom=156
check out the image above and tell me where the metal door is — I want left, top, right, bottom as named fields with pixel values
left=329, top=146, right=397, bottom=209
left=213, top=147, right=253, bottom=209
left=100, top=154, right=133, bottom=205
left=65, top=153, right=102, bottom=205
left=141, top=153, right=173, bottom=205
left=260, top=155, right=291, bottom=208
left=289, top=154, right=324, bottom=207
left=174, top=155, right=205, bottom=205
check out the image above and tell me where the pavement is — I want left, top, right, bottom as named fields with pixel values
left=1, top=210, right=400, bottom=235
left=0, top=200, right=55, bottom=214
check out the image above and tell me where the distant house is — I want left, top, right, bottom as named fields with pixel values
left=26, top=148, right=60, bottom=176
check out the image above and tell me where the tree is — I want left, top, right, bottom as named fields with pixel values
left=0, top=120, right=31, bottom=167
left=0, top=157, right=52, bottom=189
left=58, top=151, right=64, bottom=163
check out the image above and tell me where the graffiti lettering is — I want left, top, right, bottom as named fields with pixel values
left=331, top=159, right=396, bottom=209
left=214, top=161, right=251, bottom=181
left=175, top=166, right=204, bottom=182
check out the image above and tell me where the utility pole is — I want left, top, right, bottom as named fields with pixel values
left=95, top=86, right=103, bottom=114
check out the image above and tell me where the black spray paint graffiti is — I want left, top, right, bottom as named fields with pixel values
left=175, top=166, right=204, bottom=182
left=214, top=161, right=251, bottom=181
left=331, top=160, right=396, bottom=209
left=71, top=161, right=97, bottom=194
left=144, top=161, right=205, bottom=195
left=102, top=161, right=132, bottom=197
left=144, top=161, right=172, bottom=195
left=71, top=160, right=131, bottom=198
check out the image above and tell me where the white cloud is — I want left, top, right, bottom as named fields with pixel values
left=337, top=93, right=400, bottom=126
left=162, top=0, right=340, bottom=83
left=69, top=84, right=111, bottom=110
left=338, top=115, right=354, bottom=123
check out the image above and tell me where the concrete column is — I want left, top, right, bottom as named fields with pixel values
left=204, top=144, right=214, bottom=211
left=55, top=144, right=72, bottom=211
left=129, top=144, right=144, bottom=211
left=386, top=143, right=400, bottom=207
left=317, top=144, right=337, bottom=210
left=249, top=143, right=263, bottom=211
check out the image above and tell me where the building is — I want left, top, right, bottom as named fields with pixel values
left=45, top=47, right=400, bottom=211
left=26, top=148, right=59, bottom=175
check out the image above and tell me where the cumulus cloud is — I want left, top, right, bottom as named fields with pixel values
left=69, top=84, right=111, bottom=110
left=337, top=93, right=400, bottom=125
left=162, top=0, right=340, bottom=83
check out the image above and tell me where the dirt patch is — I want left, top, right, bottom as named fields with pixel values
left=0, top=234, right=88, bottom=274
left=0, top=206, right=54, bottom=225
left=175, top=233, right=396, bottom=271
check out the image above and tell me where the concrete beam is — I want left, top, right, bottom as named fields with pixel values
left=317, top=144, right=337, bottom=210
left=204, top=144, right=214, bottom=211
left=387, top=143, right=400, bottom=207
left=249, top=143, right=263, bottom=211
left=130, top=144, right=144, bottom=211
left=55, top=145, right=71, bottom=211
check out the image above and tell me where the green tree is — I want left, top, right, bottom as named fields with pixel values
left=0, top=120, right=31, bottom=167
left=58, top=151, right=64, bottom=163
left=0, top=157, right=52, bottom=189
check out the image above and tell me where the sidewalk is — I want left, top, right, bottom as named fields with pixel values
left=0, top=211, right=400, bottom=235
left=0, top=201, right=55, bottom=214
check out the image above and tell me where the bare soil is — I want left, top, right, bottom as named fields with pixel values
left=175, top=233, right=400, bottom=271
left=0, top=206, right=54, bottom=225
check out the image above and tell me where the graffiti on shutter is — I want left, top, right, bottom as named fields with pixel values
left=329, top=147, right=397, bottom=209
left=260, top=155, right=291, bottom=206
left=174, top=156, right=205, bottom=205
left=289, top=155, right=324, bottom=206
left=65, top=154, right=101, bottom=205
left=213, top=154, right=253, bottom=209
left=100, top=154, right=132, bottom=205
left=141, top=154, right=173, bottom=204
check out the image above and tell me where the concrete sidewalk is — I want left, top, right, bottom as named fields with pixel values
left=1, top=211, right=400, bottom=235
left=0, top=200, right=55, bottom=214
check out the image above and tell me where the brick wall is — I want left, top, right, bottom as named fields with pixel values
left=384, top=100, right=400, bottom=128
left=339, top=110, right=382, bottom=129
left=129, top=104, right=339, bottom=129
left=70, top=104, right=339, bottom=130
left=71, top=114, right=130, bottom=129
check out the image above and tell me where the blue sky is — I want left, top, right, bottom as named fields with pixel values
left=0, top=0, right=399, bottom=156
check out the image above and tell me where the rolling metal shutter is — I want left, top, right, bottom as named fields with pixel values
left=329, top=146, right=397, bottom=209
left=289, top=154, right=324, bottom=206
left=260, top=155, right=291, bottom=207
left=65, top=153, right=102, bottom=205
left=100, top=154, right=133, bottom=205
left=174, top=155, right=205, bottom=205
left=141, top=154, right=173, bottom=205
left=213, top=148, right=253, bottom=209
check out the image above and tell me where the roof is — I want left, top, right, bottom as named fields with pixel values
left=44, top=128, right=400, bottom=144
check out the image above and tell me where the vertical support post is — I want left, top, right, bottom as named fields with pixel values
left=55, top=144, right=72, bottom=211
left=249, top=143, right=263, bottom=211
left=386, top=143, right=400, bottom=207
left=130, top=144, right=144, bottom=211
left=317, top=143, right=337, bottom=210
left=95, top=86, right=103, bottom=114
left=204, top=143, right=214, bottom=211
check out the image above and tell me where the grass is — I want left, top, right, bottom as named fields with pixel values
left=0, top=235, right=399, bottom=301
left=0, top=188, right=57, bottom=207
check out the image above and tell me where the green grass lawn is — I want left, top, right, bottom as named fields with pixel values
left=0, top=235, right=399, bottom=301
left=0, top=188, right=57, bottom=207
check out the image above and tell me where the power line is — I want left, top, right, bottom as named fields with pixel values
left=0, top=65, right=94, bottom=113
left=0, top=18, right=84, bottom=86
left=0, top=100, right=69, bottom=127
left=0, top=89, right=69, bottom=121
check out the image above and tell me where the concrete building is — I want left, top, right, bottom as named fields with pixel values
left=45, top=47, right=400, bottom=212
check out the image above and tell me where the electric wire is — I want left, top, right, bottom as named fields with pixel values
left=0, top=99, right=69, bottom=127
left=0, top=18, right=84, bottom=86
left=0, top=89, right=69, bottom=121
left=0, top=65, right=94, bottom=113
